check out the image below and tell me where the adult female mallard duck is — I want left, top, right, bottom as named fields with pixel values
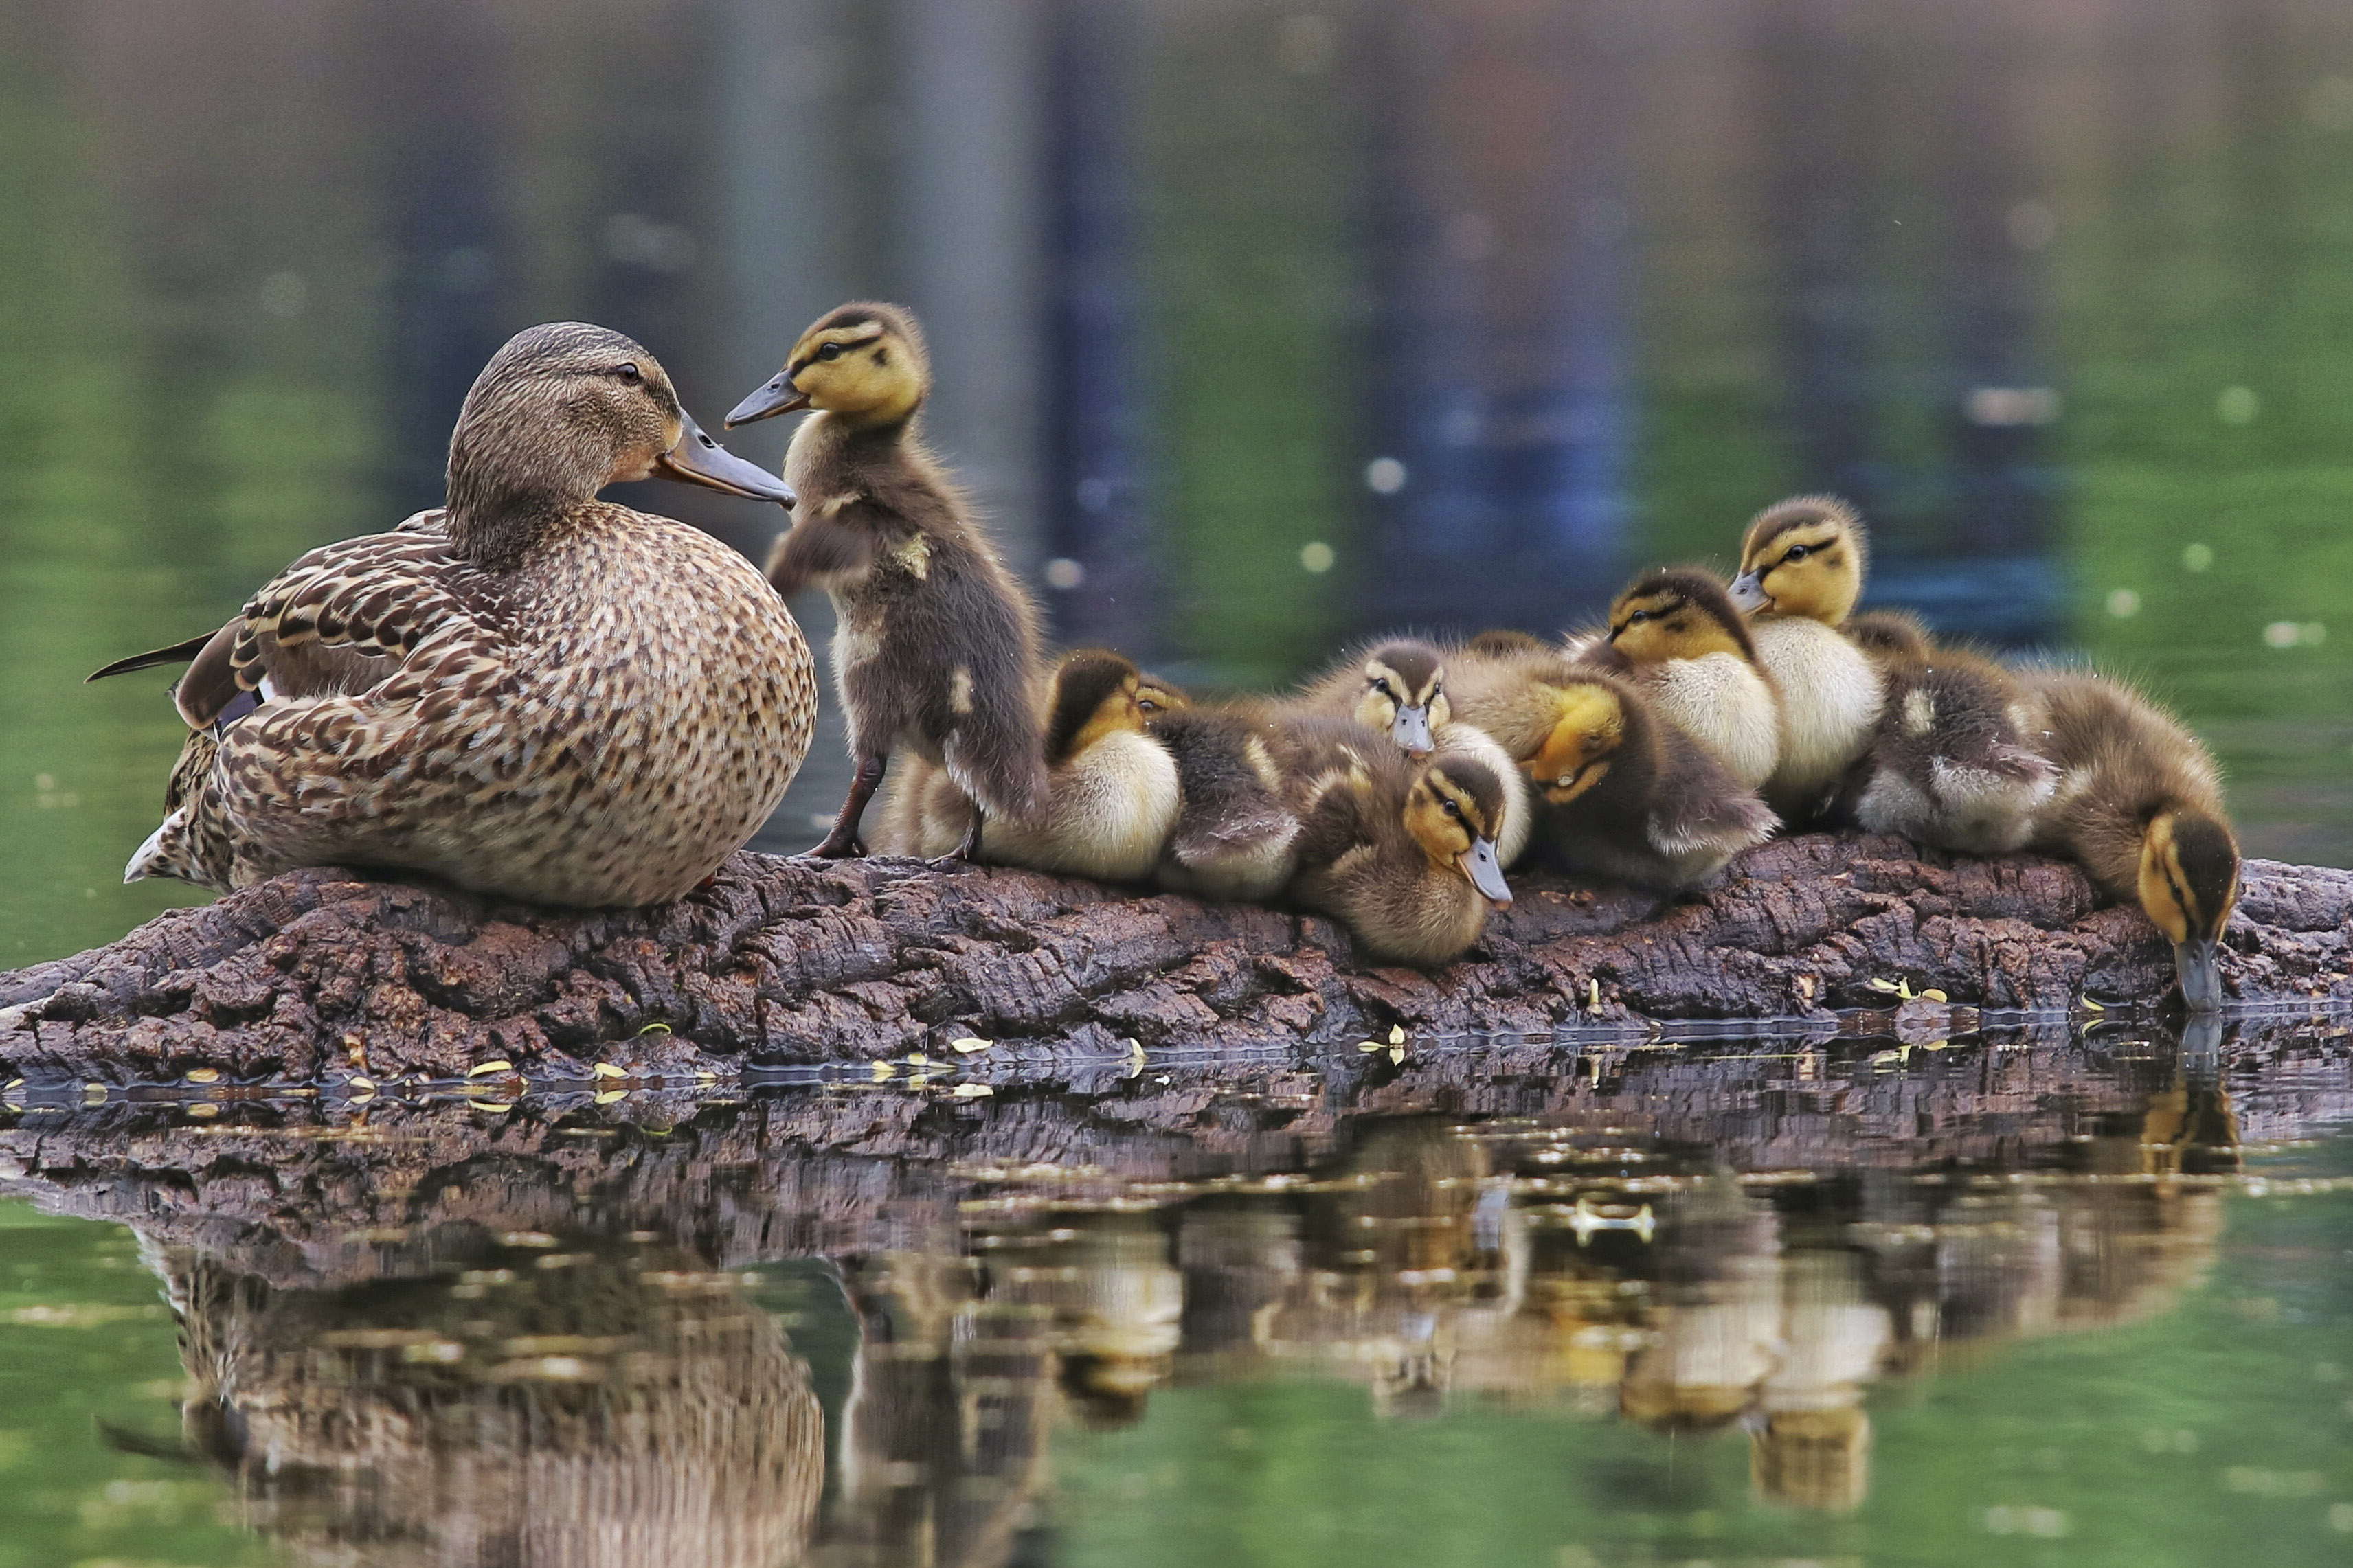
left=875, top=649, right=1181, bottom=883
left=1588, top=569, right=1781, bottom=791
left=2018, top=668, right=2241, bottom=1011
left=89, top=323, right=812, bottom=907
left=1731, top=496, right=2053, bottom=852
left=727, top=302, right=1044, bottom=859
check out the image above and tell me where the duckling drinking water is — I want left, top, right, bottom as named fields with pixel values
left=2019, top=668, right=2241, bottom=1011
left=727, top=301, right=1044, bottom=859
left=91, top=323, right=813, bottom=907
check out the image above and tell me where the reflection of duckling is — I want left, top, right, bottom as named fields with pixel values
left=1304, top=637, right=1533, bottom=865
left=95, top=323, right=813, bottom=905
left=1291, top=747, right=1514, bottom=965
left=1731, top=499, right=2051, bottom=851
left=1592, top=569, right=1781, bottom=791
left=1147, top=703, right=1304, bottom=900
left=1506, top=667, right=1777, bottom=890
left=728, top=302, right=1045, bottom=859
left=2019, top=669, right=2242, bottom=1010
left=1724, top=497, right=1886, bottom=824
left=876, top=650, right=1181, bottom=882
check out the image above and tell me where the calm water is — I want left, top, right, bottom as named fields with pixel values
left=5, top=0, right=2353, bottom=963
left=3, top=1020, right=2352, bottom=1566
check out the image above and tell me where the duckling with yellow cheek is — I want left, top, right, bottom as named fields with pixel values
left=97, top=323, right=814, bottom=906
left=727, top=302, right=1044, bottom=859
left=1724, top=496, right=1884, bottom=823
left=1511, top=668, right=1778, bottom=891
left=1591, top=569, right=1781, bottom=791
left=2020, top=669, right=2241, bottom=1011
left=881, top=650, right=1180, bottom=881
left=1733, top=497, right=2053, bottom=852
left=1301, top=637, right=1533, bottom=865
left=1290, top=748, right=1516, bottom=967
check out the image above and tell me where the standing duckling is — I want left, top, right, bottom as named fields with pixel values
left=1290, top=747, right=1516, bottom=966
left=2020, top=669, right=2241, bottom=1011
left=726, top=302, right=1044, bottom=858
left=879, top=650, right=1181, bottom=883
left=1298, top=636, right=1533, bottom=865
left=1731, top=497, right=2053, bottom=852
left=91, top=323, right=813, bottom=906
left=1589, top=569, right=1781, bottom=791
left=1723, top=496, right=1885, bottom=823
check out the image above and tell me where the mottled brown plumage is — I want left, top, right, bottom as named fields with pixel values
left=96, top=323, right=815, bottom=906
left=729, top=302, right=1044, bottom=859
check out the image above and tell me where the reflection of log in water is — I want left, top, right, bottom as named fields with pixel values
left=149, top=1230, right=824, bottom=1567
left=6, top=839, right=2353, bottom=1084
left=3, top=1020, right=2343, bottom=1547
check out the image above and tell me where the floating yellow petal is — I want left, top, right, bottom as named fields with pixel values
left=952, top=1082, right=994, bottom=1098
left=590, top=1063, right=627, bottom=1080
left=185, top=1068, right=220, bottom=1085
left=949, top=1037, right=992, bottom=1054
left=469, top=1060, right=514, bottom=1078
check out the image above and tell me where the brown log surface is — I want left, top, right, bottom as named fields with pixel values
left=3, top=834, right=2352, bottom=1085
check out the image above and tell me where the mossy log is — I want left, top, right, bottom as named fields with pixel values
left=3, top=834, right=2352, bottom=1087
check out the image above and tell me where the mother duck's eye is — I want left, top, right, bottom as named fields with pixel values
left=614, top=362, right=642, bottom=383
left=817, top=343, right=845, bottom=362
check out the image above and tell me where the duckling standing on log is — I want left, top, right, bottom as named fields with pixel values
left=2018, top=669, right=2241, bottom=1010
left=1731, top=497, right=2053, bottom=852
left=1589, top=569, right=1781, bottom=791
left=89, top=323, right=813, bottom=906
left=1453, top=654, right=1775, bottom=891
left=1720, top=497, right=1884, bottom=825
left=1290, top=746, right=1516, bottom=966
left=877, top=650, right=1181, bottom=883
left=1298, top=637, right=1533, bottom=865
left=726, top=302, right=1044, bottom=859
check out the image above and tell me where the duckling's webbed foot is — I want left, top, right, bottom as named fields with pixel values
left=806, top=753, right=886, bottom=859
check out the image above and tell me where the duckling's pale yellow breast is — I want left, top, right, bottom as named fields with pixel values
left=1636, top=653, right=1779, bottom=789
left=1750, top=619, right=1882, bottom=799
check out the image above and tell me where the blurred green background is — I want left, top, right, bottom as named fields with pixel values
left=3, top=0, right=2352, bottom=965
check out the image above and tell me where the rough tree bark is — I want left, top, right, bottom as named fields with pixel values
left=3, top=834, right=2351, bottom=1087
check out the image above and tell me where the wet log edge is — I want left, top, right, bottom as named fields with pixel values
left=3, top=833, right=2352, bottom=1088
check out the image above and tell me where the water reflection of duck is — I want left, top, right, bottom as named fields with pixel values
left=145, top=1227, right=823, bottom=1568
left=91, top=324, right=812, bottom=905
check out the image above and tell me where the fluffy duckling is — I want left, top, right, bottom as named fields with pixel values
left=726, top=302, right=1044, bottom=858
left=1507, top=667, right=1778, bottom=890
left=1290, top=747, right=1515, bottom=966
left=877, top=650, right=1180, bottom=881
left=1299, top=637, right=1533, bottom=865
left=1724, top=496, right=1885, bottom=823
left=1146, top=702, right=1304, bottom=902
left=1731, top=497, right=2053, bottom=852
left=91, top=323, right=813, bottom=906
left=1590, top=569, right=1781, bottom=791
left=2019, top=669, right=2241, bottom=1011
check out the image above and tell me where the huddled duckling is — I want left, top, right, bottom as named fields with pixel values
left=1497, top=666, right=1778, bottom=891
left=91, top=323, right=813, bottom=906
left=1723, top=497, right=1884, bottom=823
left=2018, top=668, right=2241, bottom=1010
left=1731, top=497, right=2053, bottom=853
left=1588, top=569, right=1781, bottom=791
left=1145, top=701, right=1305, bottom=901
left=1290, top=745, right=1515, bottom=966
left=727, top=301, right=1044, bottom=859
left=1298, top=636, right=1533, bottom=865
left=875, top=650, right=1180, bottom=881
